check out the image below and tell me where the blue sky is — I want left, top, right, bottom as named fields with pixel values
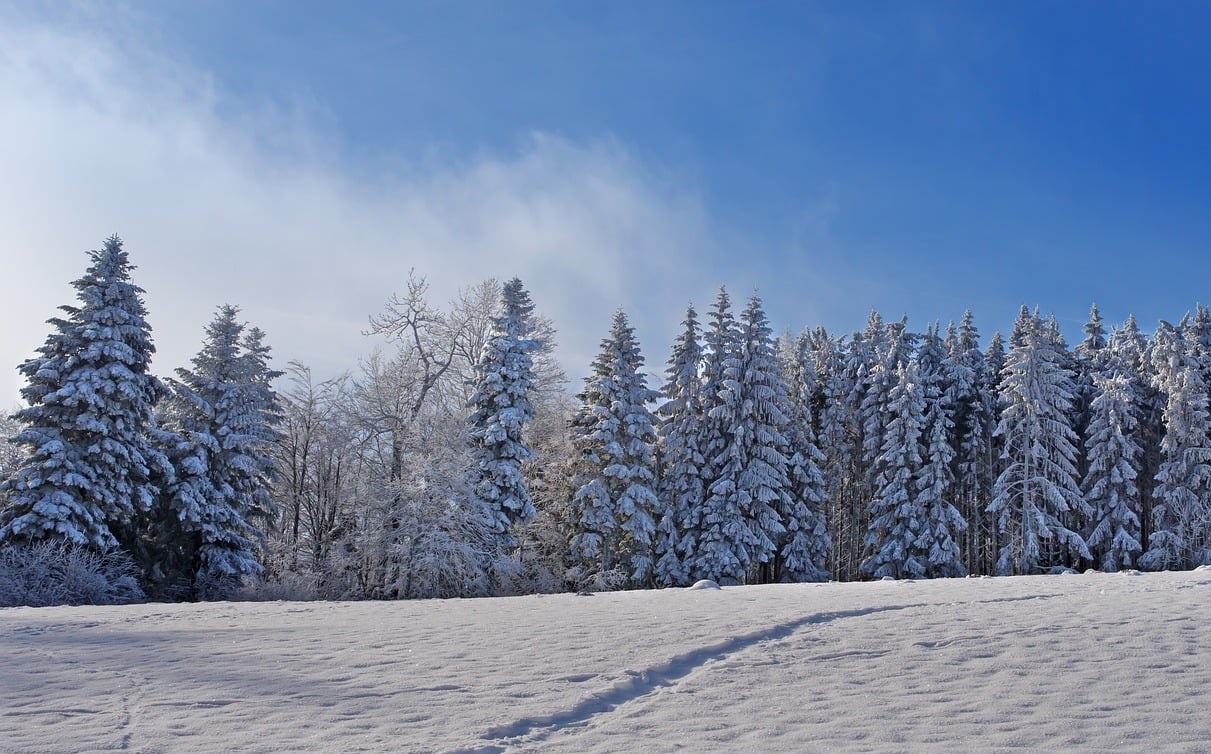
left=2, top=1, right=1210, bottom=400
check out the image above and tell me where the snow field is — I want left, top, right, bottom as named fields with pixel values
left=2, top=570, right=1210, bottom=753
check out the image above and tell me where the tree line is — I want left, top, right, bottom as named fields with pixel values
left=1, top=236, right=1209, bottom=603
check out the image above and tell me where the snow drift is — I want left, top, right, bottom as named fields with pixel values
left=2, top=570, right=1209, bottom=753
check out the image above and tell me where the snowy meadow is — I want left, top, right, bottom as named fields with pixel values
left=4, top=569, right=1210, bottom=754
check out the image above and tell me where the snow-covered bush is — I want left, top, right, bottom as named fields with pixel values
left=237, top=570, right=323, bottom=602
left=0, top=542, right=146, bottom=607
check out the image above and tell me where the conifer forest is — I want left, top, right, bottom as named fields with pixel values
left=2, top=235, right=1210, bottom=604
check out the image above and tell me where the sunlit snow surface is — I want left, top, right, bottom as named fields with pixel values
left=3, top=570, right=1210, bottom=753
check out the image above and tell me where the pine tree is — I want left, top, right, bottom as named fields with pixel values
left=862, top=362, right=926, bottom=578
left=810, top=328, right=860, bottom=579
left=467, top=278, right=541, bottom=554
left=978, top=330, right=1008, bottom=574
left=916, top=325, right=967, bottom=578
left=654, top=305, right=705, bottom=586
left=861, top=314, right=913, bottom=493
left=1083, top=373, right=1143, bottom=571
left=988, top=309, right=1090, bottom=575
left=1108, top=314, right=1162, bottom=550
left=152, top=305, right=282, bottom=598
left=568, top=311, right=661, bottom=588
left=0, top=235, right=170, bottom=553
left=944, top=311, right=991, bottom=574
left=1141, top=322, right=1211, bottom=570
left=689, top=293, right=790, bottom=583
left=778, top=332, right=832, bottom=582
left=683, top=288, right=744, bottom=582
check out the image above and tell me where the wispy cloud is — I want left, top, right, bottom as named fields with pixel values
left=0, top=7, right=726, bottom=402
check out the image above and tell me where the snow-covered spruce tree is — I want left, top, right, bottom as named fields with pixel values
left=654, top=304, right=705, bottom=587
left=1141, top=322, right=1211, bottom=570
left=1072, top=304, right=1109, bottom=501
left=988, top=308, right=1090, bottom=575
left=977, top=330, right=1008, bottom=574
left=466, top=277, right=541, bottom=556
left=823, top=330, right=872, bottom=580
left=1107, top=314, right=1163, bottom=547
left=151, top=305, right=282, bottom=599
left=0, top=235, right=170, bottom=555
left=777, top=332, right=831, bottom=582
left=1082, top=373, right=1143, bottom=571
left=859, top=315, right=915, bottom=543
left=862, top=361, right=925, bottom=579
left=944, top=312, right=991, bottom=574
left=1183, top=304, right=1211, bottom=389
left=915, top=325, right=967, bottom=578
left=681, top=287, right=741, bottom=581
left=568, top=311, right=661, bottom=589
left=697, top=295, right=790, bottom=584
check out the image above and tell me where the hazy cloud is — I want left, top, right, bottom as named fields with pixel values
left=0, top=9, right=725, bottom=402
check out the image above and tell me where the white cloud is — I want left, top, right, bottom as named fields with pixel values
left=0, top=9, right=724, bottom=403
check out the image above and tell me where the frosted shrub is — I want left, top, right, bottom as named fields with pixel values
left=0, top=541, right=146, bottom=607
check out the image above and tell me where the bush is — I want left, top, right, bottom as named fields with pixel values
left=0, top=541, right=146, bottom=607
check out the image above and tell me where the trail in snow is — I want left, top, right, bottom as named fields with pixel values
left=1, top=571, right=1209, bottom=753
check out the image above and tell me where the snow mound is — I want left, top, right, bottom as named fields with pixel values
left=687, top=579, right=721, bottom=590
left=1121, top=569, right=1143, bottom=576
left=1194, top=565, right=1211, bottom=572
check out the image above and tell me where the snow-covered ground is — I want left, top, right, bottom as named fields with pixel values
left=3, top=570, right=1210, bottom=754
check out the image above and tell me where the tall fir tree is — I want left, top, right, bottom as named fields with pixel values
left=862, top=362, right=926, bottom=578
left=915, top=325, right=967, bottom=578
left=467, top=278, right=541, bottom=554
left=811, top=328, right=862, bottom=579
left=778, top=332, right=832, bottom=582
left=654, top=305, right=705, bottom=586
left=988, top=308, right=1090, bottom=575
left=151, top=305, right=282, bottom=599
left=683, top=287, right=743, bottom=581
left=944, top=311, right=992, bottom=574
left=0, top=235, right=170, bottom=553
left=688, top=293, right=792, bottom=583
left=1141, top=322, right=1211, bottom=570
left=568, top=311, right=661, bottom=587
left=1108, top=314, right=1162, bottom=549
left=1082, top=373, right=1143, bottom=571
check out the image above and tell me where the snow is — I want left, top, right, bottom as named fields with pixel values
left=3, top=571, right=1210, bottom=753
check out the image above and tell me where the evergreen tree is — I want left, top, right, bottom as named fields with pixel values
left=1072, top=304, right=1108, bottom=501
left=689, top=293, right=789, bottom=583
left=152, top=305, right=282, bottom=598
left=1108, top=314, right=1162, bottom=549
left=916, top=325, right=967, bottom=577
left=1083, top=373, right=1143, bottom=571
left=778, top=332, right=831, bottom=582
left=819, top=330, right=871, bottom=580
left=0, top=236, right=169, bottom=553
left=988, top=309, right=1090, bottom=575
left=654, top=305, right=705, bottom=586
left=979, top=330, right=1008, bottom=573
left=862, top=362, right=926, bottom=579
left=811, top=328, right=862, bottom=579
left=467, top=278, right=541, bottom=554
left=861, top=314, right=913, bottom=492
left=568, top=311, right=661, bottom=587
left=945, top=311, right=991, bottom=574
left=683, top=287, right=744, bottom=581
left=1141, top=323, right=1211, bottom=570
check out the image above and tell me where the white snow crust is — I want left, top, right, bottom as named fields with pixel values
left=3, top=570, right=1210, bottom=753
